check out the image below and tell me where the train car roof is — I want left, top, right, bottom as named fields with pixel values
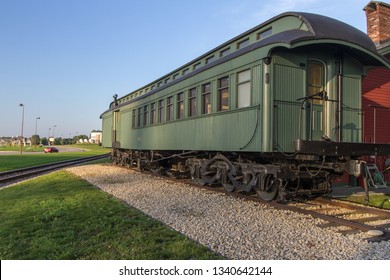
left=241, top=12, right=389, bottom=66
left=276, top=12, right=390, bottom=66
left=102, top=12, right=390, bottom=116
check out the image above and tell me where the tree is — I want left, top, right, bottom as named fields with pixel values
left=54, top=138, right=62, bottom=145
left=41, top=137, right=48, bottom=145
left=73, top=135, right=89, bottom=144
left=31, top=134, right=40, bottom=146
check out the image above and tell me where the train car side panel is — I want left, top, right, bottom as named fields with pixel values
left=101, top=114, right=113, bottom=148
left=128, top=107, right=261, bottom=151
left=272, top=53, right=305, bottom=153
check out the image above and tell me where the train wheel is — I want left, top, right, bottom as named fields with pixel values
left=254, top=174, right=279, bottom=201
left=220, top=167, right=235, bottom=192
left=197, top=167, right=220, bottom=185
left=222, top=182, right=235, bottom=192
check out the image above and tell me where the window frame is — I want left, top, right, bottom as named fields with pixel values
left=150, top=102, right=156, bottom=125
left=257, top=28, right=272, bottom=40
left=201, top=82, right=212, bottom=115
left=132, top=109, right=136, bottom=128
left=237, top=69, right=251, bottom=108
left=217, top=76, right=229, bottom=111
left=177, top=92, right=184, bottom=119
left=237, top=38, right=249, bottom=49
left=188, top=87, right=197, bottom=117
left=167, top=96, right=174, bottom=121
left=137, top=107, right=142, bottom=127
left=220, top=48, right=230, bottom=57
left=143, top=105, right=149, bottom=126
left=158, top=99, right=164, bottom=123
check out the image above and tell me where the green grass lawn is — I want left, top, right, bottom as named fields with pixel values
left=341, top=193, right=390, bottom=209
left=0, top=145, right=45, bottom=152
left=0, top=144, right=110, bottom=172
left=0, top=170, right=221, bottom=260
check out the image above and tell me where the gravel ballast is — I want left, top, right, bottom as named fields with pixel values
left=67, top=164, right=390, bottom=260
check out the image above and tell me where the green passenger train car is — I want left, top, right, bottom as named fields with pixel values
left=100, top=12, right=390, bottom=201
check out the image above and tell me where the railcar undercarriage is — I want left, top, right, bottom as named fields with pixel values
left=110, top=147, right=353, bottom=201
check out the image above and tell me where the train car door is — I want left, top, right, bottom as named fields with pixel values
left=307, top=60, right=325, bottom=140
left=112, top=110, right=120, bottom=146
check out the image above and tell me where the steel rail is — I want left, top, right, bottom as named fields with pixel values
left=0, top=153, right=109, bottom=186
left=134, top=166, right=390, bottom=242
left=88, top=163, right=390, bottom=242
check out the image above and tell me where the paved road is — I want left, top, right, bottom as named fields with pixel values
left=0, top=146, right=86, bottom=155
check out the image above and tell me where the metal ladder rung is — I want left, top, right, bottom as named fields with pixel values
left=365, top=164, right=388, bottom=189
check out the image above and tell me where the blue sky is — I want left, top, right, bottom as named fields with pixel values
left=0, top=0, right=373, bottom=138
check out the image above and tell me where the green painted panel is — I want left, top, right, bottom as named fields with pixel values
left=273, top=64, right=305, bottom=152
left=126, top=107, right=261, bottom=152
left=342, top=76, right=362, bottom=142
left=101, top=114, right=112, bottom=147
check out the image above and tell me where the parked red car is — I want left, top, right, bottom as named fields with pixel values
left=44, top=147, right=59, bottom=153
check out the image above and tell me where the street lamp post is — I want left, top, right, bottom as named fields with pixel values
left=34, top=117, right=40, bottom=151
left=53, top=125, right=57, bottom=144
left=19, top=104, right=24, bottom=155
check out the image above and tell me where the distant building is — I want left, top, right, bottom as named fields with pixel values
left=90, top=131, right=102, bottom=144
left=0, top=137, right=12, bottom=146
left=10, top=137, right=31, bottom=147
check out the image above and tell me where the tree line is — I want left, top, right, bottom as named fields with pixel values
left=30, top=134, right=90, bottom=145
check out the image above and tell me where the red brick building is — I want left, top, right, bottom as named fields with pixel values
left=362, top=1, right=390, bottom=177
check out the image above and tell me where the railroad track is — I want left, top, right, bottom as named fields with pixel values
left=200, top=184, right=390, bottom=242
left=130, top=166, right=390, bottom=242
left=0, top=154, right=109, bottom=187
left=285, top=197, right=390, bottom=242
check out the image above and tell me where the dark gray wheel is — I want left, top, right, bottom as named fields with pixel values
left=222, top=182, right=235, bottom=192
left=254, top=174, right=279, bottom=201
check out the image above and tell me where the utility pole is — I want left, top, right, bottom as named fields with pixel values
left=19, top=104, right=24, bottom=155
left=35, top=117, right=40, bottom=151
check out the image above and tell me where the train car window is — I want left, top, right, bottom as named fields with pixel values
left=237, top=70, right=251, bottom=108
left=182, top=68, right=189, bottom=75
left=158, top=100, right=164, bottom=123
left=206, top=55, right=215, bottom=64
left=307, top=61, right=324, bottom=105
left=167, top=96, right=174, bottom=121
left=218, top=77, right=229, bottom=111
left=132, top=109, right=136, bottom=128
left=220, top=48, right=230, bottom=57
left=188, top=88, right=197, bottom=117
left=143, top=105, right=149, bottom=126
left=193, top=62, right=201, bottom=70
left=177, top=92, right=184, bottom=119
left=257, top=28, right=272, bottom=40
left=150, top=102, right=156, bottom=125
left=202, top=83, right=212, bottom=114
left=237, top=38, right=249, bottom=49
left=137, top=108, right=142, bottom=127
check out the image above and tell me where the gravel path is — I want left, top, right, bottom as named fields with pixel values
left=67, top=164, right=390, bottom=260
